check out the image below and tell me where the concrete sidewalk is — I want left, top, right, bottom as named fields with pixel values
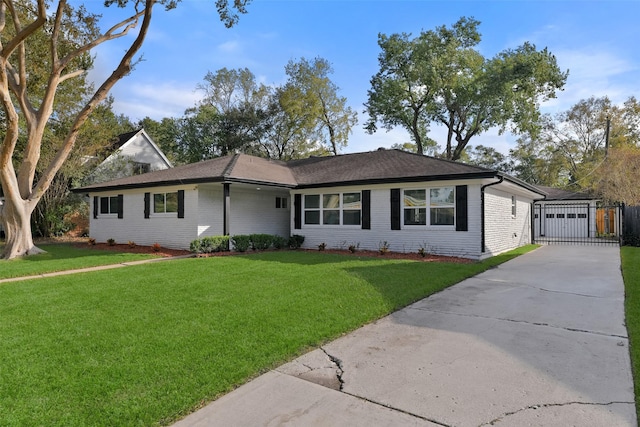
left=0, top=254, right=194, bottom=284
left=173, top=245, right=636, bottom=426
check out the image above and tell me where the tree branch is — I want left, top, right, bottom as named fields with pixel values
left=0, top=0, right=46, bottom=59
left=57, top=9, right=145, bottom=72
left=32, top=0, right=157, bottom=202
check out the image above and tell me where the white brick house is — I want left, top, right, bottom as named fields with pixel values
left=73, top=149, right=545, bottom=260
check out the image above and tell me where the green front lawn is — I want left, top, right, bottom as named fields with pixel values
left=0, top=246, right=536, bottom=426
left=622, top=246, right=640, bottom=421
left=0, top=244, right=159, bottom=279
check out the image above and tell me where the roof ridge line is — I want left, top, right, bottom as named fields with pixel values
left=222, top=153, right=241, bottom=178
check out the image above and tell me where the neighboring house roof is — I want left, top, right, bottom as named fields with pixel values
left=110, top=129, right=142, bottom=151
left=102, top=128, right=173, bottom=169
left=72, top=149, right=544, bottom=195
left=534, top=185, right=594, bottom=201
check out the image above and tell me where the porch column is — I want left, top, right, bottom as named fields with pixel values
left=223, top=183, right=230, bottom=236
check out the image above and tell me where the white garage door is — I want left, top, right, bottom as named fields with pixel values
left=536, top=204, right=589, bottom=239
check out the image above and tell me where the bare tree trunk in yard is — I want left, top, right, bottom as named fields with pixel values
left=0, top=0, right=155, bottom=259
left=1, top=196, right=43, bottom=259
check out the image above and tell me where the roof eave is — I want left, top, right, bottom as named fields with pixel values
left=71, top=176, right=297, bottom=194
left=294, top=171, right=499, bottom=189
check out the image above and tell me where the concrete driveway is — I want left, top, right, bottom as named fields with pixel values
left=173, top=245, right=636, bottom=427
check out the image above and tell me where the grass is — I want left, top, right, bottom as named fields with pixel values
left=0, top=244, right=159, bottom=279
left=621, top=246, right=640, bottom=421
left=0, top=245, right=536, bottom=426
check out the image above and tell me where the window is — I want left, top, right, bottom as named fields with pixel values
left=133, top=162, right=150, bottom=175
left=403, top=187, right=454, bottom=226
left=275, top=197, right=288, bottom=209
left=154, top=192, right=178, bottom=213
left=511, top=196, right=517, bottom=217
left=578, top=213, right=587, bottom=219
left=567, top=213, right=577, bottom=219
left=100, top=196, right=120, bottom=215
left=303, top=192, right=361, bottom=225
left=430, top=187, right=455, bottom=226
left=556, top=213, right=565, bottom=219
left=404, top=189, right=426, bottom=225
left=342, top=193, right=361, bottom=225
left=304, top=194, right=320, bottom=224
left=546, top=214, right=555, bottom=219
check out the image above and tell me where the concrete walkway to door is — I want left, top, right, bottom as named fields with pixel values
left=173, top=245, right=636, bottom=427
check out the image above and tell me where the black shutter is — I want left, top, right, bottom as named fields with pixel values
left=455, top=185, right=468, bottom=231
left=117, top=194, right=124, bottom=219
left=144, top=192, right=150, bottom=219
left=390, top=189, right=401, bottom=230
left=294, top=194, right=302, bottom=229
left=177, top=190, right=185, bottom=218
left=93, top=196, right=99, bottom=219
left=362, top=190, right=371, bottom=230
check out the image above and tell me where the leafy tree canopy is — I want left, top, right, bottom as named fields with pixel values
left=365, top=16, right=568, bottom=159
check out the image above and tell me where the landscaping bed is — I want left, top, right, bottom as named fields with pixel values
left=77, top=240, right=473, bottom=263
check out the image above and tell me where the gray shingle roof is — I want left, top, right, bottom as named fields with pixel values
left=73, top=149, right=539, bottom=194
left=534, top=185, right=594, bottom=201
left=288, top=149, right=494, bottom=187
left=75, top=154, right=296, bottom=192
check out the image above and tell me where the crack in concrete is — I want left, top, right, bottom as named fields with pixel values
left=340, top=390, right=453, bottom=427
left=478, top=400, right=636, bottom=426
left=315, top=348, right=453, bottom=426
left=475, top=277, right=608, bottom=299
left=412, top=307, right=628, bottom=339
left=320, top=347, right=345, bottom=391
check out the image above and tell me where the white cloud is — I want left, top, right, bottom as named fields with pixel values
left=540, top=46, right=638, bottom=115
left=111, top=82, right=203, bottom=121
left=218, top=40, right=242, bottom=53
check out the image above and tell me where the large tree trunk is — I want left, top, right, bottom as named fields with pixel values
left=1, top=196, right=44, bottom=259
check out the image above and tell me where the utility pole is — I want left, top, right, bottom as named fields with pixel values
left=605, top=115, right=611, bottom=157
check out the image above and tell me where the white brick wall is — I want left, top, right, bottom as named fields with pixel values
left=90, top=185, right=198, bottom=249
left=89, top=183, right=291, bottom=250
left=227, top=186, right=290, bottom=237
left=196, top=186, right=224, bottom=238
left=483, top=188, right=532, bottom=257
left=291, top=181, right=484, bottom=259
left=88, top=179, right=536, bottom=258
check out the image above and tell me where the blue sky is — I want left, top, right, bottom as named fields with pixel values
left=87, top=0, right=640, bottom=155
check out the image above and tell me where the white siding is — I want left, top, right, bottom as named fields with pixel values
left=291, top=181, right=484, bottom=259
left=483, top=188, right=532, bottom=258
left=89, top=185, right=198, bottom=250
left=104, top=132, right=171, bottom=171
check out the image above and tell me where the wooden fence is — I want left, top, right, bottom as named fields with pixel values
left=623, top=206, right=640, bottom=246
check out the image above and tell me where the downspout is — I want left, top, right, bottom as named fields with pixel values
left=480, top=176, right=504, bottom=254
left=223, top=183, right=230, bottom=236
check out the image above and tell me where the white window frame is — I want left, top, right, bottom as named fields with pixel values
left=511, top=195, right=517, bottom=218
left=99, top=195, right=120, bottom=216
left=303, top=192, right=362, bottom=226
left=402, top=186, right=456, bottom=228
left=153, top=192, right=178, bottom=215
